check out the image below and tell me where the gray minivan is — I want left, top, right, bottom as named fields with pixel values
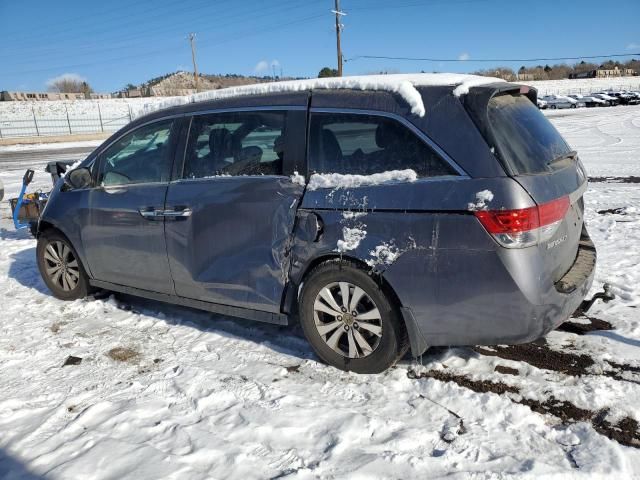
left=36, top=76, right=596, bottom=373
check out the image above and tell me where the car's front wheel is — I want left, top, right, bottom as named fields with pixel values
left=37, top=230, right=91, bottom=300
left=299, top=260, right=408, bottom=374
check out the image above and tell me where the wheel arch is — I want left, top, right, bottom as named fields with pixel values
left=282, top=252, right=418, bottom=353
left=37, top=220, right=93, bottom=279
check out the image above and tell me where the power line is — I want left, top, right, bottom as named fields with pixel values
left=346, top=53, right=640, bottom=63
left=3, top=12, right=327, bottom=78
left=348, top=0, right=487, bottom=11
left=0, top=0, right=308, bottom=61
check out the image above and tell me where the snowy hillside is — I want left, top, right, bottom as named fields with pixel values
left=0, top=105, right=639, bottom=479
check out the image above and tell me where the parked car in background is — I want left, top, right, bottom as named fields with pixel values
left=35, top=75, right=596, bottom=373
left=537, top=98, right=548, bottom=109
left=541, top=95, right=582, bottom=109
left=591, top=93, right=619, bottom=106
left=605, top=91, right=640, bottom=106
left=567, top=94, right=607, bottom=108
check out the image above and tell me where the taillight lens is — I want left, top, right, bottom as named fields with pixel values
left=475, top=196, right=570, bottom=248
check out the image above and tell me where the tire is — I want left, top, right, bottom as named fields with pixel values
left=37, top=229, right=91, bottom=300
left=551, top=105, right=557, bottom=110
left=570, top=104, right=577, bottom=109
left=299, top=259, right=408, bottom=374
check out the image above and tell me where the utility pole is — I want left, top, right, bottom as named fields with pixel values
left=332, top=0, right=346, bottom=76
left=188, top=33, right=199, bottom=92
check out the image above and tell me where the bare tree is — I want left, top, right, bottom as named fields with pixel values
left=47, top=73, right=92, bottom=93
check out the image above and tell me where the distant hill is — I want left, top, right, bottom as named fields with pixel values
left=136, top=71, right=304, bottom=96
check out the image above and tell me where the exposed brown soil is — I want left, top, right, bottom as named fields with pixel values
left=494, top=365, right=519, bottom=376
left=62, top=355, right=82, bottom=367
left=519, top=396, right=592, bottom=423
left=107, top=347, right=139, bottom=363
left=597, top=207, right=629, bottom=215
left=407, top=368, right=640, bottom=448
left=473, top=342, right=594, bottom=376
left=407, top=369, right=519, bottom=395
left=558, top=316, right=614, bottom=335
left=589, top=176, right=640, bottom=183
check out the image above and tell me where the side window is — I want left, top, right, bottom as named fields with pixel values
left=183, top=111, right=286, bottom=178
left=100, top=120, right=174, bottom=186
left=309, top=113, right=457, bottom=177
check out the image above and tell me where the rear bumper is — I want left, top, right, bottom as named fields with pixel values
left=386, top=230, right=596, bottom=356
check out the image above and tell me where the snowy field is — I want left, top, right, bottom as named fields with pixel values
left=0, top=106, right=639, bottom=478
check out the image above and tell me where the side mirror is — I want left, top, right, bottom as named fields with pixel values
left=65, top=167, right=93, bottom=190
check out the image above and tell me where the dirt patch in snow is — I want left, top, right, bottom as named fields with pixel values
left=589, top=176, right=640, bottom=184
left=408, top=368, right=640, bottom=448
left=407, top=369, right=519, bottom=395
left=107, top=347, right=139, bottom=363
left=593, top=411, right=640, bottom=449
left=597, top=207, right=631, bottom=215
left=474, top=342, right=594, bottom=376
left=62, top=355, right=82, bottom=367
left=494, top=365, right=519, bottom=376
left=558, top=315, right=614, bottom=335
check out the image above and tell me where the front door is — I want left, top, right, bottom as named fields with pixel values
left=82, top=119, right=176, bottom=294
left=164, top=110, right=305, bottom=312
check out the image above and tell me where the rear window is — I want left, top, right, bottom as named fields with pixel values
left=488, top=93, right=573, bottom=174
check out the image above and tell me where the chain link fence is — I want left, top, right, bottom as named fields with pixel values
left=0, top=105, right=133, bottom=139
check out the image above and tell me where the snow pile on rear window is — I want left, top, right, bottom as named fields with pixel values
left=308, top=169, right=417, bottom=191
left=133, top=73, right=505, bottom=119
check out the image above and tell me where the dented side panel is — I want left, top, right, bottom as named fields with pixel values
left=165, top=176, right=304, bottom=313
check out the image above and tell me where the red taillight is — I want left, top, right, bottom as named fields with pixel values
left=475, top=205, right=539, bottom=234
left=475, top=196, right=569, bottom=234
left=474, top=196, right=570, bottom=248
left=538, top=196, right=570, bottom=226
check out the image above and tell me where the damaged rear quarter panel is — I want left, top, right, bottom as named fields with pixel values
left=292, top=177, right=534, bottom=278
left=289, top=177, right=540, bottom=346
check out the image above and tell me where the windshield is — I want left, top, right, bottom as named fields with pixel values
left=488, top=93, right=573, bottom=174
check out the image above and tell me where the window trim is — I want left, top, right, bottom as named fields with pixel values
left=95, top=117, right=179, bottom=188
left=177, top=108, right=294, bottom=181
left=308, top=107, right=469, bottom=177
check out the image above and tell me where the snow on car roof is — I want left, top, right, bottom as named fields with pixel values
left=132, top=73, right=505, bottom=120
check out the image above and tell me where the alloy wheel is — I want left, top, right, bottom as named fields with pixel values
left=43, top=240, right=79, bottom=292
left=313, top=281, right=383, bottom=359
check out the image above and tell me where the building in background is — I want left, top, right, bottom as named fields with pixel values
left=0, top=91, right=112, bottom=101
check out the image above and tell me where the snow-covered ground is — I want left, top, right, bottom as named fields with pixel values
left=0, top=106, right=639, bottom=479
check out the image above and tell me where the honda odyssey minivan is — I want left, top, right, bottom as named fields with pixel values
left=36, top=74, right=596, bottom=373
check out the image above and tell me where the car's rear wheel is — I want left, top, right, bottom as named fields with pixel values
left=551, top=104, right=557, bottom=109
left=37, top=230, right=91, bottom=300
left=299, top=260, right=408, bottom=374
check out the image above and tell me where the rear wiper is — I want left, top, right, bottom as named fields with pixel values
left=547, top=150, right=577, bottom=166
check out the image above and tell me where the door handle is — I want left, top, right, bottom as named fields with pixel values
left=160, top=208, right=192, bottom=218
left=139, top=208, right=160, bottom=218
